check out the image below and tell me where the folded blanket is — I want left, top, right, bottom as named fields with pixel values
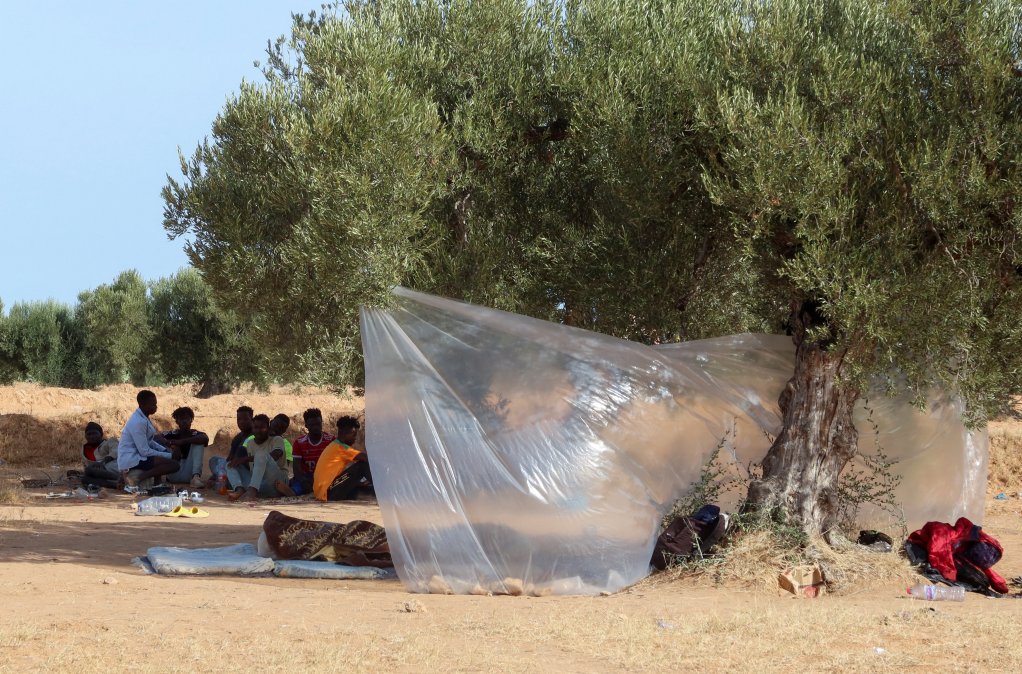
left=262, top=510, right=393, bottom=568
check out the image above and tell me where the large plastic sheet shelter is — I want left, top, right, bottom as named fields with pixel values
left=361, top=288, right=987, bottom=596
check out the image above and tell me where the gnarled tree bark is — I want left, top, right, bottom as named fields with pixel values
left=746, top=301, right=861, bottom=539
left=196, top=378, right=232, bottom=399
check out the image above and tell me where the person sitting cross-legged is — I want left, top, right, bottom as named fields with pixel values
left=208, top=405, right=253, bottom=493
left=227, top=414, right=294, bottom=502
left=162, top=406, right=210, bottom=490
left=117, top=390, right=180, bottom=487
left=313, top=416, right=372, bottom=502
left=81, top=422, right=122, bottom=488
left=241, top=413, right=293, bottom=473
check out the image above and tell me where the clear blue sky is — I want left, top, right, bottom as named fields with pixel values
left=0, top=1, right=314, bottom=309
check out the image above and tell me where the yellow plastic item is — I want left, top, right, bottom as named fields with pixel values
left=181, top=506, right=210, bottom=519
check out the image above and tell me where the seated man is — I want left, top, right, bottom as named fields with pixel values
left=291, top=408, right=334, bottom=496
left=227, top=413, right=294, bottom=502
left=163, top=406, right=209, bottom=489
left=81, top=422, right=122, bottom=488
left=209, top=405, right=253, bottom=492
left=117, top=390, right=179, bottom=487
left=313, top=416, right=372, bottom=502
left=271, top=413, right=294, bottom=470
left=242, top=413, right=293, bottom=472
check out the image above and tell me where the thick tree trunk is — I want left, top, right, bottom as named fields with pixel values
left=196, top=378, right=232, bottom=398
left=746, top=303, right=861, bottom=539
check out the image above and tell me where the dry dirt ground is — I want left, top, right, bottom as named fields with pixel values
left=2, top=384, right=1022, bottom=673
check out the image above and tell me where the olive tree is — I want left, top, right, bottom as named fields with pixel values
left=148, top=268, right=266, bottom=396
left=165, top=0, right=1022, bottom=535
left=2, top=300, right=79, bottom=386
left=75, top=270, right=153, bottom=386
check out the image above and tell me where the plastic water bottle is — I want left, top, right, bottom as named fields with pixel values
left=134, top=496, right=183, bottom=516
left=906, top=584, right=965, bottom=601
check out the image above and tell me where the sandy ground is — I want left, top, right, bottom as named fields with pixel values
left=1, top=491, right=1021, bottom=673
left=2, top=383, right=1022, bottom=672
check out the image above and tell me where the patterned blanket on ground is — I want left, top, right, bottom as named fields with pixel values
left=262, top=510, right=393, bottom=568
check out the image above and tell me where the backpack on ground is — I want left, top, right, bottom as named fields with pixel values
left=651, top=504, right=728, bottom=571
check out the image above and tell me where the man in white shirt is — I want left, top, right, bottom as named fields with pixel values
left=117, top=390, right=180, bottom=486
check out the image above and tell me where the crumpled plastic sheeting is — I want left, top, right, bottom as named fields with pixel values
left=360, top=287, right=987, bottom=596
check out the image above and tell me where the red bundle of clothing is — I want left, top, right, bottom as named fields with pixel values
left=906, top=517, right=1007, bottom=594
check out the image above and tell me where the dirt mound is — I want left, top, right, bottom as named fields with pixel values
left=0, top=382, right=364, bottom=469
left=988, top=418, right=1022, bottom=493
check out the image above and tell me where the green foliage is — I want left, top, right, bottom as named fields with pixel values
left=0, top=299, right=18, bottom=384
left=76, top=271, right=153, bottom=386
left=148, top=268, right=266, bottom=394
left=699, top=0, right=1022, bottom=419
left=164, top=0, right=1022, bottom=421
left=0, top=269, right=270, bottom=393
left=3, top=300, right=79, bottom=386
left=163, top=2, right=454, bottom=385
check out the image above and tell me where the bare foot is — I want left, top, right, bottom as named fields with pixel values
left=236, top=488, right=258, bottom=502
left=227, top=489, right=245, bottom=502
left=274, top=480, right=295, bottom=498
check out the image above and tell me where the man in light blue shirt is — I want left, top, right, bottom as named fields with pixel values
left=117, top=390, right=180, bottom=486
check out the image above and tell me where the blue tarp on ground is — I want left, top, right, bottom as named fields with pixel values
left=136, top=544, right=395, bottom=580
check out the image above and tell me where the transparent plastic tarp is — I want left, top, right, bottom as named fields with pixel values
left=361, top=288, right=987, bottom=595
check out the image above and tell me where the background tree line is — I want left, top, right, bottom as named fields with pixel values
left=0, top=268, right=264, bottom=395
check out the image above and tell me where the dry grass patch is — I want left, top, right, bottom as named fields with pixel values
left=0, top=619, right=453, bottom=674
left=0, top=479, right=26, bottom=505
left=3, top=600, right=1021, bottom=674
left=806, top=537, right=919, bottom=595
left=644, top=529, right=917, bottom=595
left=449, top=600, right=1022, bottom=672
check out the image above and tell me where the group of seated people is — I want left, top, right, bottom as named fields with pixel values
left=80, top=390, right=373, bottom=503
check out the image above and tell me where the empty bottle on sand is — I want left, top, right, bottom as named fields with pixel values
left=134, top=496, right=184, bottom=516
left=906, top=584, right=965, bottom=601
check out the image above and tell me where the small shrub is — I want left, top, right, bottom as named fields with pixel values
left=0, top=480, right=25, bottom=505
left=835, top=400, right=903, bottom=537
left=660, top=423, right=749, bottom=531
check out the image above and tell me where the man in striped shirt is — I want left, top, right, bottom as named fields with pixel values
left=290, top=408, right=334, bottom=496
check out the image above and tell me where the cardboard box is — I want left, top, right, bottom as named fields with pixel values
left=778, top=565, right=826, bottom=597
